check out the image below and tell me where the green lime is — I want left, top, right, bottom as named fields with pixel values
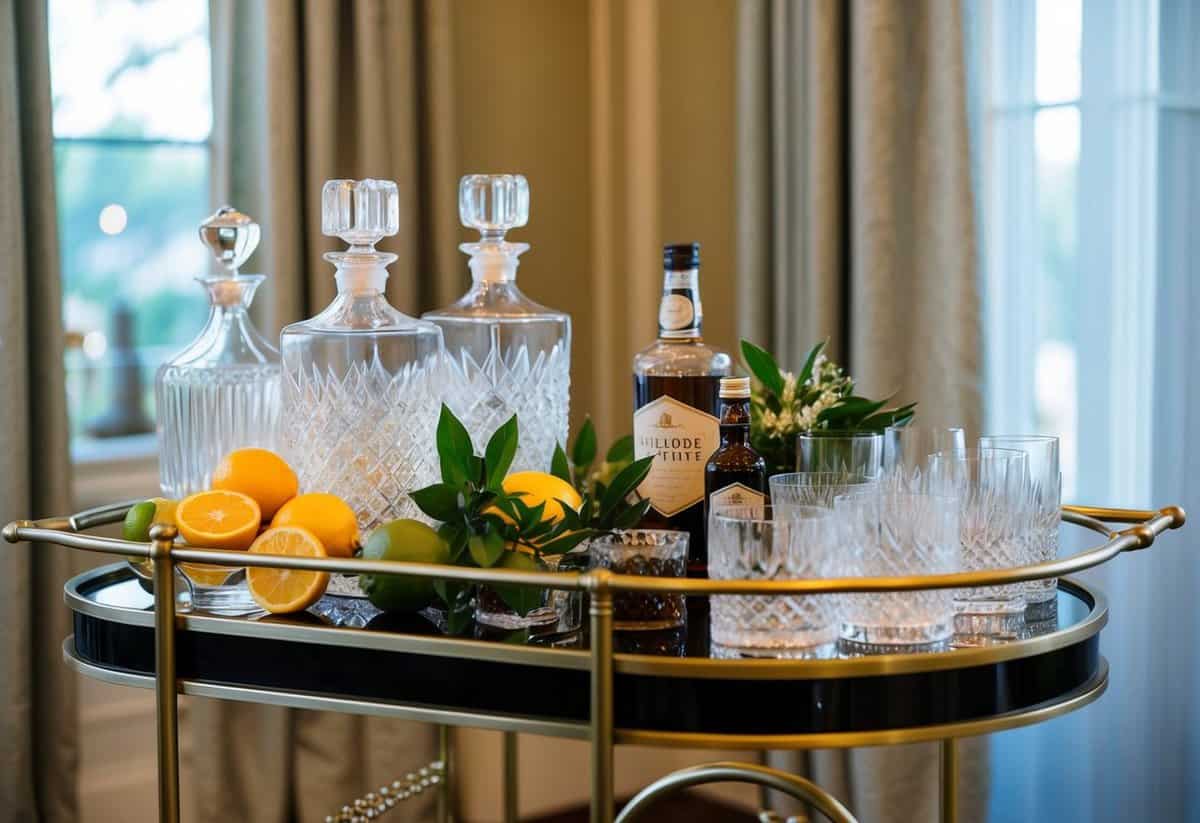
left=361, top=519, right=451, bottom=613
left=122, top=498, right=177, bottom=542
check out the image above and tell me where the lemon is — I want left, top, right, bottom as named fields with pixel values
left=211, top=448, right=298, bottom=520
left=271, top=493, right=360, bottom=558
left=122, top=497, right=177, bottom=543
left=176, top=490, right=262, bottom=550
left=246, top=526, right=330, bottom=613
left=361, top=519, right=451, bottom=613
left=493, top=471, right=582, bottom=528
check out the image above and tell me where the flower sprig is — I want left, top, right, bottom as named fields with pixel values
left=741, top=339, right=916, bottom=475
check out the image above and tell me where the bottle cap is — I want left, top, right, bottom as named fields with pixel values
left=322, top=179, right=399, bottom=249
left=199, top=206, right=260, bottom=276
left=460, top=174, right=529, bottom=238
left=459, top=174, right=531, bottom=282
left=663, top=242, right=700, bottom=271
left=720, top=377, right=751, bottom=398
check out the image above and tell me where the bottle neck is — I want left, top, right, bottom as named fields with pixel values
left=658, top=267, right=702, bottom=340
left=326, top=250, right=395, bottom=296
left=461, top=241, right=529, bottom=284
left=718, top=397, right=751, bottom=445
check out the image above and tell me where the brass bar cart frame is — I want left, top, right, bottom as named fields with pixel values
left=4, top=502, right=1186, bottom=823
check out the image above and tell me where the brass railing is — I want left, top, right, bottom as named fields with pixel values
left=4, top=501, right=1187, bottom=823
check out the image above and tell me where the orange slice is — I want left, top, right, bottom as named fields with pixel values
left=176, top=490, right=262, bottom=551
left=245, top=527, right=330, bottom=614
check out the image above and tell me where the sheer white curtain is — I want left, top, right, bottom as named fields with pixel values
left=977, top=0, right=1199, bottom=819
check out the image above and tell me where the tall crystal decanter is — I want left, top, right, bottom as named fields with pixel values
left=156, top=206, right=281, bottom=498
left=424, top=174, right=570, bottom=472
left=280, top=179, right=444, bottom=536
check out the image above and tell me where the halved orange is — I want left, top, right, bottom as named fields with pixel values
left=176, top=490, right=262, bottom=551
left=245, top=527, right=330, bottom=613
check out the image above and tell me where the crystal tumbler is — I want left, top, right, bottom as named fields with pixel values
left=588, top=529, right=688, bottom=630
left=882, top=425, right=966, bottom=493
left=929, top=448, right=1031, bottom=614
left=796, top=430, right=882, bottom=477
left=837, top=491, right=959, bottom=646
left=708, top=504, right=837, bottom=654
left=981, top=435, right=1061, bottom=611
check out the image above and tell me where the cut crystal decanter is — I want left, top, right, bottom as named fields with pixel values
left=280, top=179, right=444, bottom=577
left=156, top=206, right=280, bottom=498
left=424, top=174, right=570, bottom=473
left=154, top=205, right=280, bottom=615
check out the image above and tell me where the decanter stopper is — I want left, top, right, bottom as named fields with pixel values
left=460, top=174, right=529, bottom=241
left=199, top=206, right=260, bottom=276
left=323, top=179, right=400, bottom=252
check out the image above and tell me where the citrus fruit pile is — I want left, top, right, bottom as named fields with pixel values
left=124, top=447, right=360, bottom=614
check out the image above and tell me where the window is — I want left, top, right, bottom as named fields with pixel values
left=48, top=0, right=213, bottom=459
left=981, top=0, right=1165, bottom=508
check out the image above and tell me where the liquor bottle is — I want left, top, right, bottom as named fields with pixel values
left=633, top=242, right=733, bottom=575
left=280, top=179, right=445, bottom=602
left=704, top=377, right=767, bottom=519
left=424, top=174, right=570, bottom=472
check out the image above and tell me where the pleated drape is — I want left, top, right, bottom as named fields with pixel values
left=195, top=2, right=461, bottom=821
left=0, top=1, right=78, bottom=820
left=736, top=1, right=985, bottom=820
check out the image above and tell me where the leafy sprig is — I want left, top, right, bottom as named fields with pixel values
left=549, top=418, right=651, bottom=528
left=409, top=406, right=653, bottom=629
left=741, top=338, right=916, bottom=475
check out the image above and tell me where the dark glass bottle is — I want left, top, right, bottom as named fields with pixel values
left=705, top=377, right=767, bottom=520
left=632, top=242, right=733, bottom=576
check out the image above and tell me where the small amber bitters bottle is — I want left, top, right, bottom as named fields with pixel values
left=704, top=377, right=767, bottom=521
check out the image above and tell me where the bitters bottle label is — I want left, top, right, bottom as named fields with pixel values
left=634, top=395, right=719, bottom=516
left=708, top=482, right=766, bottom=519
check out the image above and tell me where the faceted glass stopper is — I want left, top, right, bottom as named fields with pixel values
left=199, top=206, right=260, bottom=275
left=460, top=174, right=529, bottom=239
left=322, top=179, right=400, bottom=248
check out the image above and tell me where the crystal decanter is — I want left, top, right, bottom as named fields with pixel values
left=154, top=205, right=281, bottom=615
left=424, top=174, right=570, bottom=473
left=280, top=179, right=444, bottom=605
left=157, top=206, right=281, bottom=495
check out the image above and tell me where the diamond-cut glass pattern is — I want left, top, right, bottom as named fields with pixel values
left=442, top=341, right=569, bottom=474
left=281, top=356, right=440, bottom=534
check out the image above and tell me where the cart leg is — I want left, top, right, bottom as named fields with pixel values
left=438, top=724, right=454, bottom=823
left=939, top=738, right=958, bottom=823
left=589, top=573, right=615, bottom=823
left=150, top=526, right=180, bottom=823
left=503, top=731, right=519, bottom=822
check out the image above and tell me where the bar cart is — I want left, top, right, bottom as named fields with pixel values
left=4, top=502, right=1185, bottom=823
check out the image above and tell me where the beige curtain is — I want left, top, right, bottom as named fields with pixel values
left=737, top=1, right=985, bottom=820
left=192, top=2, right=460, bottom=821
left=0, top=0, right=78, bottom=820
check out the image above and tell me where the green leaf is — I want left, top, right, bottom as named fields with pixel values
left=740, top=339, right=785, bottom=395
left=410, top=483, right=464, bottom=522
left=495, top=579, right=544, bottom=616
left=537, top=530, right=595, bottom=556
left=856, top=403, right=918, bottom=432
left=468, top=531, right=506, bottom=567
left=818, top=396, right=888, bottom=425
left=599, top=456, right=654, bottom=516
left=572, top=418, right=598, bottom=468
left=438, top=523, right=470, bottom=563
left=436, top=404, right=475, bottom=487
left=550, top=443, right=572, bottom=483
left=612, top=497, right=652, bottom=529
left=605, top=435, right=635, bottom=464
left=484, top=415, right=520, bottom=489
left=796, top=339, right=827, bottom=386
